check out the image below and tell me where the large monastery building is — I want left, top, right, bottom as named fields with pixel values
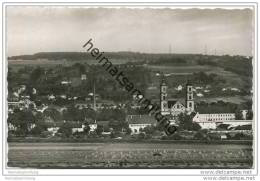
left=127, top=76, right=252, bottom=133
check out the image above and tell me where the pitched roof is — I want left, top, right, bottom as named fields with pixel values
left=168, top=100, right=177, bottom=108
left=97, top=121, right=109, bottom=126
left=168, top=100, right=185, bottom=108
left=196, top=106, right=235, bottom=114
left=126, top=115, right=157, bottom=124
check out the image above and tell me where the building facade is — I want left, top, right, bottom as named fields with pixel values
left=160, top=78, right=194, bottom=116
left=193, top=113, right=236, bottom=122
left=192, top=112, right=252, bottom=129
left=126, top=115, right=157, bottom=134
left=126, top=78, right=253, bottom=132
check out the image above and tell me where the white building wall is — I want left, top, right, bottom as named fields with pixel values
left=89, top=124, right=97, bottom=132
left=193, top=112, right=252, bottom=129
left=129, top=124, right=151, bottom=134
left=241, top=110, right=248, bottom=120
left=192, top=113, right=252, bottom=129
left=72, top=125, right=85, bottom=133
left=196, top=121, right=252, bottom=130
left=197, top=122, right=217, bottom=129
left=170, top=103, right=186, bottom=116
left=193, top=113, right=235, bottom=122
left=47, top=127, right=59, bottom=136
left=217, top=120, right=252, bottom=127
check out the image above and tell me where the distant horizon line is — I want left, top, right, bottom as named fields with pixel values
left=7, top=51, right=252, bottom=58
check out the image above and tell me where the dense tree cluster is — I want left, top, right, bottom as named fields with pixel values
left=8, top=63, right=151, bottom=103
left=7, top=53, right=253, bottom=140
left=177, top=113, right=201, bottom=131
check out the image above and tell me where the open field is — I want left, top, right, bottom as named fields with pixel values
left=8, top=142, right=253, bottom=169
left=8, top=58, right=136, bottom=70
left=195, top=95, right=252, bottom=104
left=147, top=64, right=250, bottom=89
left=147, top=65, right=213, bottom=74
left=8, top=59, right=90, bottom=71
left=9, top=59, right=249, bottom=89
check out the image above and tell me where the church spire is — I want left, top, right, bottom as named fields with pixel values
left=160, top=73, right=167, bottom=86
left=186, top=81, right=194, bottom=113
left=160, top=75, right=168, bottom=115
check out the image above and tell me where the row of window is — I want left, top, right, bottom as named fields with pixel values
left=201, top=114, right=235, bottom=118
left=205, top=118, right=234, bottom=121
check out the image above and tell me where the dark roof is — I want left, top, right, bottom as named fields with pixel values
left=196, top=106, right=235, bottom=114
left=47, top=121, right=82, bottom=127
left=97, top=121, right=109, bottom=126
left=84, top=100, right=115, bottom=105
left=234, top=124, right=252, bottom=130
left=86, top=119, right=96, bottom=124
left=168, top=100, right=177, bottom=108
left=167, top=100, right=185, bottom=108
left=126, top=115, right=157, bottom=124
left=163, top=114, right=174, bottom=120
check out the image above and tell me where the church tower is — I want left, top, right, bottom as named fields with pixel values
left=186, top=82, right=194, bottom=113
left=160, top=76, right=168, bottom=115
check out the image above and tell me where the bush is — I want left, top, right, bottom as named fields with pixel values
left=138, top=132, right=145, bottom=140
left=30, top=125, right=47, bottom=136
left=194, top=131, right=208, bottom=140
left=208, top=133, right=221, bottom=140
left=57, top=123, right=72, bottom=138
left=170, top=133, right=183, bottom=140
left=233, top=133, right=253, bottom=140
left=41, top=131, right=53, bottom=138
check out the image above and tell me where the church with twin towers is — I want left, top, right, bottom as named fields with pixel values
left=160, top=77, right=195, bottom=117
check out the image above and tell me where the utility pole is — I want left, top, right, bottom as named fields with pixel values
left=93, top=80, right=96, bottom=111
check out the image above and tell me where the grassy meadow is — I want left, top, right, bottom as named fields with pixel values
left=8, top=142, right=253, bottom=169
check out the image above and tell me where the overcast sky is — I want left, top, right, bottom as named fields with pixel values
left=7, top=7, right=254, bottom=56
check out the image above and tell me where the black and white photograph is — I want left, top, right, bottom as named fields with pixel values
left=1, top=0, right=259, bottom=180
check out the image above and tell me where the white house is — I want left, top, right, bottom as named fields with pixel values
left=175, top=85, right=183, bottom=91
left=196, top=93, right=204, bottom=97
left=36, top=105, right=48, bottom=113
left=241, top=110, right=249, bottom=120
left=32, top=88, right=37, bottom=95
left=81, top=74, right=87, bottom=80
left=61, top=81, right=71, bottom=85
left=126, top=115, right=157, bottom=134
left=195, top=86, right=203, bottom=90
left=231, top=88, right=240, bottom=92
left=60, top=95, right=67, bottom=99
left=48, top=94, right=55, bottom=100
left=72, top=124, right=86, bottom=133
left=47, top=127, right=59, bottom=136
left=13, top=92, right=19, bottom=97
left=223, top=120, right=252, bottom=128
left=89, top=120, right=97, bottom=132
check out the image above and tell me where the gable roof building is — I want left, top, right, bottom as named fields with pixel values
left=160, top=77, right=195, bottom=117
left=126, top=115, right=157, bottom=134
